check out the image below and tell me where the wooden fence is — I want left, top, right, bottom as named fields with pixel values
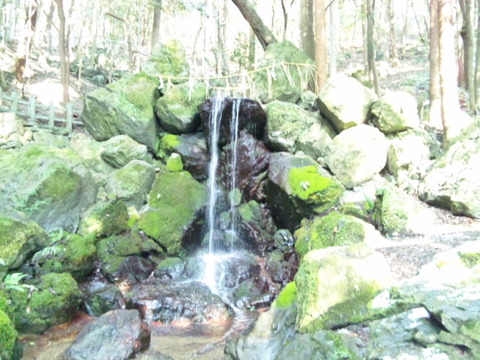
left=0, top=90, right=83, bottom=135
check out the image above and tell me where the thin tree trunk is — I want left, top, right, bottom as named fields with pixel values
left=458, top=0, right=475, bottom=110
left=387, top=0, right=399, bottom=67
left=366, top=0, right=380, bottom=95
left=429, top=0, right=442, bottom=128
left=315, top=0, right=327, bottom=90
left=300, top=0, right=315, bottom=60
left=329, top=0, right=338, bottom=76
left=475, top=0, right=480, bottom=110
left=231, top=0, right=277, bottom=50
left=54, top=0, right=69, bottom=105
left=151, top=0, right=162, bottom=49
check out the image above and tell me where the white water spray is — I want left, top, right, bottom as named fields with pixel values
left=228, top=98, right=241, bottom=250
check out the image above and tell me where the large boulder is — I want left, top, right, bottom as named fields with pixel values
left=264, top=101, right=335, bottom=160
left=155, top=82, right=206, bottom=133
left=64, top=309, right=150, bottom=360
left=317, top=74, right=378, bottom=132
left=141, top=39, right=189, bottom=82
left=138, top=171, right=207, bottom=255
left=100, top=135, right=148, bottom=168
left=0, top=212, right=49, bottom=280
left=419, top=122, right=480, bottom=218
left=105, top=160, right=156, bottom=210
left=370, top=91, right=420, bottom=134
left=0, top=145, right=98, bottom=233
left=387, top=128, right=440, bottom=193
left=78, top=200, right=129, bottom=239
left=82, top=72, right=160, bottom=150
left=0, top=112, right=24, bottom=147
left=266, top=152, right=344, bottom=230
left=325, top=124, right=388, bottom=189
left=253, top=41, right=315, bottom=104
left=0, top=308, right=19, bottom=360
left=295, top=244, right=392, bottom=332
left=9, top=272, right=82, bottom=334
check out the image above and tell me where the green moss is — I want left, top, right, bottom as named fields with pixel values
left=275, top=282, right=297, bottom=308
left=79, top=200, right=129, bottom=239
left=0, top=309, right=17, bottom=360
left=166, top=153, right=184, bottom=172
left=157, top=134, right=181, bottom=158
left=238, top=201, right=262, bottom=223
left=294, top=212, right=366, bottom=258
left=288, top=166, right=344, bottom=213
left=459, top=252, right=480, bottom=268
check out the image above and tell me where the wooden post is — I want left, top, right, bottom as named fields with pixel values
left=66, top=103, right=73, bottom=133
left=29, top=96, right=36, bottom=124
left=48, top=102, right=55, bottom=130
left=11, top=92, right=19, bottom=114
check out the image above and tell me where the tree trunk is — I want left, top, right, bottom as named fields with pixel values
left=315, top=0, right=327, bottom=90
left=429, top=0, right=442, bottom=128
left=328, top=0, right=338, bottom=76
left=366, top=0, right=380, bottom=95
left=300, top=0, right=315, bottom=60
left=231, top=0, right=277, bottom=50
left=387, top=0, right=399, bottom=67
left=438, top=0, right=462, bottom=142
left=54, top=0, right=70, bottom=105
left=151, top=0, right=163, bottom=49
left=475, top=0, right=480, bottom=110
left=458, top=0, right=475, bottom=110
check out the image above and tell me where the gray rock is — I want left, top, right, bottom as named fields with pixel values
left=317, top=74, right=378, bottom=132
left=371, top=91, right=420, bottom=134
left=100, top=135, right=148, bottom=168
left=326, top=124, right=388, bottom=189
left=78, top=200, right=129, bottom=239
left=105, top=160, right=156, bottom=209
left=64, top=309, right=151, bottom=360
left=264, top=101, right=335, bottom=159
left=419, top=122, right=480, bottom=217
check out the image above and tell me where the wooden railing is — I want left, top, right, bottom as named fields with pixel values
left=0, top=90, right=83, bottom=135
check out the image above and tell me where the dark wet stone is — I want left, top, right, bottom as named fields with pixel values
left=199, top=97, right=266, bottom=148
left=126, top=279, right=233, bottom=324
left=80, top=279, right=124, bottom=317
left=153, top=257, right=185, bottom=280
left=64, top=309, right=150, bottom=360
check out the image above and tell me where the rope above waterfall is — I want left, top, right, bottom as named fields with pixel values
left=156, top=62, right=319, bottom=98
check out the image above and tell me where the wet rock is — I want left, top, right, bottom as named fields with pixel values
left=126, top=279, right=232, bottom=324
left=295, top=244, right=392, bottom=332
left=237, top=200, right=276, bottom=254
left=155, top=82, right=205, bottom=133
left=153, top=257, right=185, bottom=280
left=105, top=160, right=156, bottom=210
left=141, top=39, right=189, bottom=82
left=64, top=309, right=150, bottom=360
left=78, top=200, right=129, bottom=239
left=81, top=279, right=124, bottom=317
left=138, top=171, right=207, bottom=255
left=199, top=97, right=266, bottom=147
left=157, top=133, right=209, bottom=181
left=265, top=152, right=344, bottom=230
left=419, top=122, right=480, bottom=218
left=371, top=91, right=420, bottom=134
left=265, top=251, right=298, bottom=289
left=253, top=41, right=315, bottom=104
left=317, top=74, right=378, bottom=132
left=264, top=101, right=335, bottom=159
left=82, top=72, right=160, bottom=150
left=0, top=212, right=49, bottom=280
left=100, top=135, right=148, bottom=168
left=325, top=124, right=388, bottom=189
left=9, top=272, right=82, bottom=334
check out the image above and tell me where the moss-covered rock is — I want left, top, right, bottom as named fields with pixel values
left=294, top=211, right=372, bottom=258
left=275, top=281, right=297, bottom=309
left=82, top=72, right=160, bottom=150
left=100, top=135, right=148, bottom=168
left=0, top=308, right=18, bottom=360
left=155, top=82, right=206, bottom=134
left=141, top=39, right=189, bottom=82
left=165, top=153, right=183, bottom=172
left=295, top=244, right=392, bottom=332
left=0, top=212, right=49, bottom=280
left=78, top=200, right=129, bottom=239
left=253, top=41, right=315, bottom=103
left=37, top=232, right=97, bottom=281
left=9, top=272, right=82, bottom=334
left=138, top=171, right=206, bottom=255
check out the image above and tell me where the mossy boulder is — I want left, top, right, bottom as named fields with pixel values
left=36, top=232, right=97, bottom=281
left=100, top=135, right=148, bottom=168
left=0, top=145, right=98, bottom=233
left=141, top=39, right=189, bottom=82
left=0, top=212, right=49, bottom=280
left=275, top=281, right=297, bottom=309
left=9, top=272, right=82, bottom=334
left=266, top=152, right=344, bottom=230
left=371, top=91, right=420, bottom=134
left=295, top=244, right=392, bottom=332
left=82, top=72, right=160, bottom=150
left=294, top=211, right=375, bottom=258
left=253, top=41, right=315, bottom=103
left=264, top=101, right=335, bottom=159
left=78, top=200, right=129, bottom=239
left=155, top=82, right=206, bottom=133
left=105, top=160, right=156, bottom=210
left=317, top=74, right=378, bottom=132
left=165, top=153, right=183, bottom=172
left=138, top=171, right=207, bottom=255
left=0, top=308, right=19, bottom=360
